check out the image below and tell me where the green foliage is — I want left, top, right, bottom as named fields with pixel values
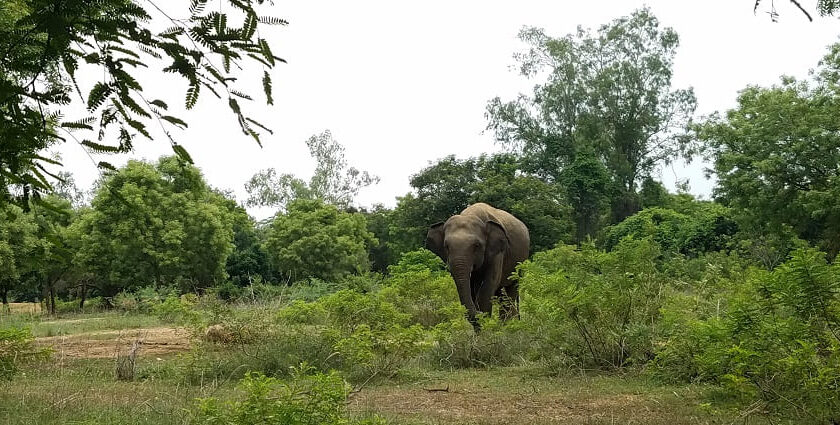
left=389, top=154, right=572, bottom=255
left=655, top=248, right=840, bottom=421
left=520, top=239, right=668, bottom=369
left=193, top=367, right=384, bottom=425
left=74, top=157, right=234, bottom=294
left=1, top=0, right=284, bottom=203
left=379, top=249, right=461, bottom=327
left=153, top=295, right=201, bottom=325
left=486, top=8, right=696, bottom=223
left=695, top=42, right=840, bottom=256
left=0, top=327, right=49, bottom=381
left=0, top=203, right=38, bottom=302
left=603, top=203, right=737, bottom=256
left=264, top=199, right=375, bottom=282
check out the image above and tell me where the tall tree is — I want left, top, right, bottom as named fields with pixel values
left=388, top=154, right=572, bottom=256
left=0, top=204, right=38, bottom=306
left=264, top=199, right=375, bottom=282
left=1, top=0, right=285, bottom=204
left=74, top=157, right=234, bottom=295
left=486, top=8, right=696, bottom=224
left=695, top=42, right=840, bottom=256
left=245, top=130, right=378, bottom=210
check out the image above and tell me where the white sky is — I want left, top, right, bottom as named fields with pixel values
left=55, top=0, right=840, bottom=220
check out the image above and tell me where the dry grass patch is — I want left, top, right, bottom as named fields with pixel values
left=36, top=327, right=191, bottom=359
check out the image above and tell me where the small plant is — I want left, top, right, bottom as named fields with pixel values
left=0, top=327, right=50, bottom=381
left=192, top=365, right=385, bottom=425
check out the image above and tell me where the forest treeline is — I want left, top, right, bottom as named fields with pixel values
left=4, top=5, right=840, bottom=423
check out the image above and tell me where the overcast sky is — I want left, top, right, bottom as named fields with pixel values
left=56, top=0, right=840, bottom=220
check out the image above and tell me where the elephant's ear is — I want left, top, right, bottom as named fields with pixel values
left=425, top=222, right=446, bottom=260
left=486, top=220, right=510, bottom=258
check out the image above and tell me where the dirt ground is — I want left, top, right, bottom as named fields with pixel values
left=36, top=326, right=191, bottom=359
left=350, top=388, right=654, bottom=424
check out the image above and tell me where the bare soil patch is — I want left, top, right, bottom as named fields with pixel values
left=37, top=326, right=191, bottom=359
left=349, top=384, right=693, bottom=424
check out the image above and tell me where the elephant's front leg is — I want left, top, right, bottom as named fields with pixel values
left=476, top=254, right=504, bottom=315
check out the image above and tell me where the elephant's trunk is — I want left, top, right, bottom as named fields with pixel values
left=450, top=257, right=478, bottom=328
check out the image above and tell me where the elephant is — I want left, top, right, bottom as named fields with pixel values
left=425, top=203, right=530, bottom=330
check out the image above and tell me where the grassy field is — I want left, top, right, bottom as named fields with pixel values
left=0, top=309, right=785, bottom=425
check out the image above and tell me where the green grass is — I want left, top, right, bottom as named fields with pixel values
left=0, top=311, right=812, bottom=425
left=0, top=311, right=163, bottom=337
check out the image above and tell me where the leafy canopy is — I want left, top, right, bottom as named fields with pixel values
left=486, top=8, right=696, bottom=222
left=73, top=156, right=235, bottom=294
left=695, top=42, right=840, bottom=256
left=0, top=0, right=285, bottom=203
left=264, top=199, right=376, bottom=282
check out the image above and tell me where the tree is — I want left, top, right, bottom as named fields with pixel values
left=26, top=196, right=76, bottom=313
left=486, top=8, right=696, bottom=223
left=388, top=154, right=572, bottom=256
left=0, top=204, right=38, bottom=306
left=695, top=42, right=840, bottom=256
left=215, top=191, right=272, bottom=286
left=74, top=157, right=234, bottom=295
left=264, top=199, right=375, bottom=282
left=246, top=130, right=378, bottom=210
left=1, top=0, right=285, bottom=204
left=560, top=153, right=611, bottom=242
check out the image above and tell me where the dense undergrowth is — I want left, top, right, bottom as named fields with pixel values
left=3, top=241, right=840, bottom=424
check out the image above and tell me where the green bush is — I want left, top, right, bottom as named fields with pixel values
left=519, top=238, right=667, bottom=369
left=332, top=323, right=426, bottom=381
left=153, top=295, right=201, bottom=325
left=425, top=317, right=529, bottom=369
left=654, top=248, right=840, bottom=422
left=54, top=297, right=105, bottom=314
left=0, top=327, right=49, bottom=381
left=603, top=204, right=736, bottom=256
left=192, top=366, right=385, bottom=425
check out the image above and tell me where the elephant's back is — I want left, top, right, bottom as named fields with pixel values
left=461, top=203, right=530, bottom=261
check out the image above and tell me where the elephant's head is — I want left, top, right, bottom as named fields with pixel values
left=425, top=215, right=509, bottom=319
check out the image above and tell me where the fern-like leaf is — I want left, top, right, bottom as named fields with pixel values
left=172, top=144, right=194, bottom=163
left=185, top=83, right=200, bottom=109
left=161, top=115, right=188, bottom=129
left=263, top=71, right=273, bottom=105
left=82, top=140, right=122, bottom=153
left=87, top=83, right=113, bottom=111
left=258, top=38, right=275, bottom=66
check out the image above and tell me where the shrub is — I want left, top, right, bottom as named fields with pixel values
left=0, top=327, right=49, bottom=381
left=603, top=204, right=736, bottom=256
left=654, top=248, right=840, bottom=422
left=425, top=317, right=529, bottom=369
left=153, top=295, right=201, bottom=325
left=332, top=323, right=427, bottom=381
left=519, top=238, right=667, bottom=369
left=192, top=366, right=385, bottom=425
left=264, top=199, right=376, bottom=282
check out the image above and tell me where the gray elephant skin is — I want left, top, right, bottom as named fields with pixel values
left=425, top=203, right=530, bottom=330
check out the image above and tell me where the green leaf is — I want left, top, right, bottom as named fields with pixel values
left=87, top=83, right=113, bottom=111
left=161, top=115, right=188, bottom=129
left=263, top=71, right=273, bottom=105
left=172, top=144, right=194, bottom=163
left=185, top=83, right=200, bottom=109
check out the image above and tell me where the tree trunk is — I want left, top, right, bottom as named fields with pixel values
left=79, top=281, right=87, bottom=310
left=49, top=285, right=56, bottom=315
